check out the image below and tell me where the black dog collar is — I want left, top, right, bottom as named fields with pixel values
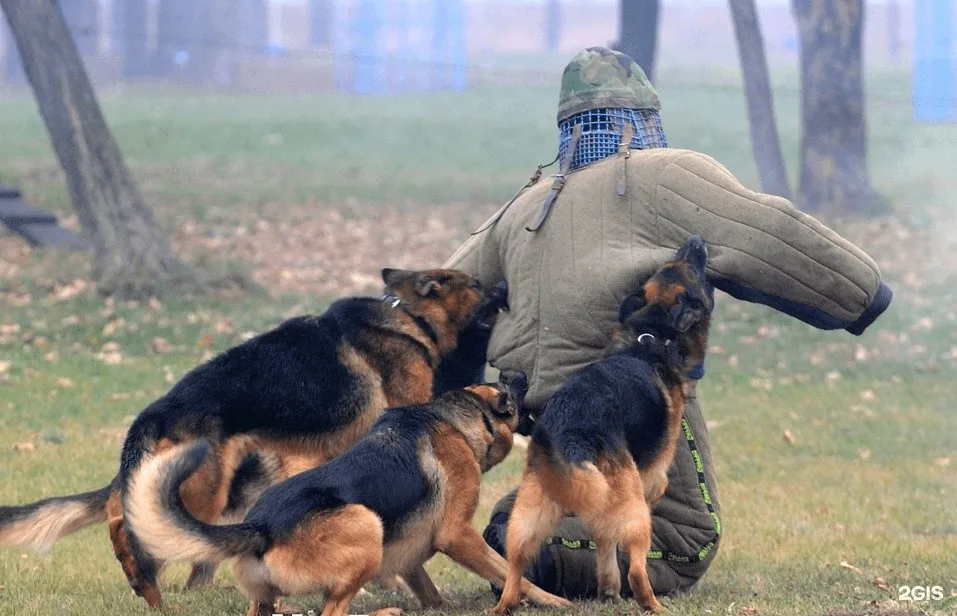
left=637, top=332, right=671, bottom=347
left=382, top=294, right=439, bottom=346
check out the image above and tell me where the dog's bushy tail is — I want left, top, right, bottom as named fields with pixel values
left=0, top=483, right=112, bottom=551
left=125, top=440, right=269, bottom=564
left=531, top=435, right=612, bottom=512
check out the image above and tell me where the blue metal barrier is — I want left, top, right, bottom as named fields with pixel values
left=334, top=0, right=467, bottom=95
left=914, top=0, right=955, bottom=122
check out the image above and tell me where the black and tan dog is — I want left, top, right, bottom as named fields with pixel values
left=125, top=373, right=572, bottom=616
left=492, top=236, right=713, bottom=614
left=0, top=268, right=501, bottom=608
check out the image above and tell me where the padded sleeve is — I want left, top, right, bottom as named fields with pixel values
left=652, top=152, right=892, bottom=334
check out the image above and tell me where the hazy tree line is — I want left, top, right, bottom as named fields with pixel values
left=1, top=0, right=883, bottom=298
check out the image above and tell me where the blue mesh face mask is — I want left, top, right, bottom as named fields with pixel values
left=558, top=108, right=668, bottom=171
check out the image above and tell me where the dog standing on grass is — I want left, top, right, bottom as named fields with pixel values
left=492, top=236, right=713, bottom=614
left=124, top=373, right=572, bottom=616
left=0, top=268, right=502, bottom=608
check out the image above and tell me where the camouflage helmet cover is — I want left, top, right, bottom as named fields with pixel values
left=556, top=47, right=662, bottom=124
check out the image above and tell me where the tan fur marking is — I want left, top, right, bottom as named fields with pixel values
left=125, top=444, right=234, bottom=564
left=0, top=500, right=106, bottom=551
left=263, top=505, right=383, bottom=600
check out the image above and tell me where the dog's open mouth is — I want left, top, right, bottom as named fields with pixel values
left=473, top=280, right=509, bottom=329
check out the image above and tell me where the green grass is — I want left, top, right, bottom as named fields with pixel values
left=1, top=68, right=956, bottom=615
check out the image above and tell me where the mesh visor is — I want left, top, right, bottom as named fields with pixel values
left=558, top=108, right=667, bottom=171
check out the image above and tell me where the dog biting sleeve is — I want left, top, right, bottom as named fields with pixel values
left=652, top=152, right=892, bottom=335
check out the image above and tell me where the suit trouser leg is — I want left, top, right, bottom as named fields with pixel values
left=482, top=390, right=721, bottom=597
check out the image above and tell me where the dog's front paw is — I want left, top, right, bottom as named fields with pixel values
left=367, top=608, right=404, bottom=616
left=639, top=595, right=663, bottom=613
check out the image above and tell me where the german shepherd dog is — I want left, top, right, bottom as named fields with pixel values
left=0, top=268, right=502, bottom=608
left=492, top=236, right=712, bottom=614
left=124, top=373, right=572, bottom=616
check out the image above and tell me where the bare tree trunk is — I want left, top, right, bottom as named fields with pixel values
left=729, top=0, right=792, bottom=199
left=310, top=0, right=332, bottom=47
left=619, top=0, right=659, bottom=82
left=886, top=0, right=900, bottom=64
left=544, top=0, right=561, bottom=52
left=791, top=0, right=883, bottom=214
left=0, top=0, right=204, bottom=298
left=115, top=0, right=151, bottom=78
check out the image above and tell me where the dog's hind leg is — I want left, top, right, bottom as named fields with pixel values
left=438, top=521, right=569, bottom=610
left=595, top=538, right=622, bottom=602
left=591, top=466, right=660, bottom=613
left=620, top=503, right=659, bottom=612
left=184, top=561, right=217, bottom=590
left=403, top=564, right=446, bottom=608
left=491, top=474, right=565, bottom=615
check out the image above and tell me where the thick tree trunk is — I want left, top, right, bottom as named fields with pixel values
left=729, top=0, right=792, bottom=199
left=791, top=0, right=883, bottom=214
left=0, top=0, right=203, bottom=298
left=3, top=13, right=25, bottom=82
left=619, top=0, right=659, bottom=82
left=208, top=0, right=240, bottom=85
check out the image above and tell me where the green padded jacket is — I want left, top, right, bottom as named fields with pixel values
left=445, top=148, right=892, bottom=410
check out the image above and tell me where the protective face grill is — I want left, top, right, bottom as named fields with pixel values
left=558, top=108, right=668, bottom=171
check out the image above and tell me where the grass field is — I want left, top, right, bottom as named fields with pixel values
left=0, top=65, right=955, bottom=616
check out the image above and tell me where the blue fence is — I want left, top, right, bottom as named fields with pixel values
left=914, top=0, right=956, bottom=122
left=335, top=0, right=467, bottom=95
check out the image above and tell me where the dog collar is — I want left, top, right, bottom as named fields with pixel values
left=637, top=332, right=671, bottom=347
left=383, top=295, right=440, bottom=346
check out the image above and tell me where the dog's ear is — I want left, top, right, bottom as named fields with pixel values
left=676, top=235, right=709, bottom=280
left=619, top=290, right=646, bottom=323
left=381, top=268, right=412, bottom=288
left=414, top=273, right=441, bottom=298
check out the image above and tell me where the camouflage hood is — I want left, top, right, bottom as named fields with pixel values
left=557, top=47, right=662, bottom=124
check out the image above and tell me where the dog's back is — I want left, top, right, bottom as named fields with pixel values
left=243, top=406, right=438, bottom=544
left=533, top=346, right=674, bottom=471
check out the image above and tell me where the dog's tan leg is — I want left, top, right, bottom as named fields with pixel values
left=439, top=523, right=570, bottom=610
left=588, top=466, right=661, bottom=613
left=403, top=564, right=446, bottom=608
left=184, top=561, right=217, bottom=590
left=320, top=586, right=364, bottom=616
left=481, top=475, right=564, bottom=614
left=246, top=599, right=277, bottom=616
left=366, top=609, right=404, bottom=616
left=621, top=507, right=660, bottom=613
left=595, top=538, right=622, bottom=602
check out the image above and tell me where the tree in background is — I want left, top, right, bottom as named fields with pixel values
left=544, top=0, right=561, bottom=52
left=619, top=0, right=660, bottom=82
left=729, top=0, right=791, bottom=199
left=311, top=0, right=333, bottom=47
left=791, top=0, right=883, bottom=214
left=0, top=0, right=204, bottom=298
left=115, top=0, right=151, bottom=78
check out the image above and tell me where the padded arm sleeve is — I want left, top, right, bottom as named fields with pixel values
left=653, top=152, right=892, bottom=335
